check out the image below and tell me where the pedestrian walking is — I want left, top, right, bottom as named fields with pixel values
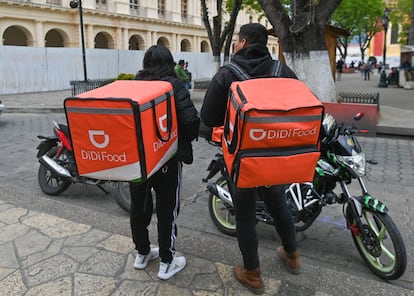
left=361, top=62, right=371, bottom=80
left=336, top=58, right=344, bottom=81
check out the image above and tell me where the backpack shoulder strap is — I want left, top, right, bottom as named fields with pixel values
left=225, top=60, right=283, bottom=80
left=270, top=60, right=283, bottom=77
left=224, top=62, right=251, bottom=81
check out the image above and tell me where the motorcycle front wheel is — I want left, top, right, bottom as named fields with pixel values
left=38, top=147, right=72, bottom=195
left=348, top=207, right=407, bottom=280
left=208, top=177, right=237, bottom=236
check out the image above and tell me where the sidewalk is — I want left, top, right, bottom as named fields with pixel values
left=0, top=200, right=285, bottom=295
left=1, top=199, right=413, bottom=295
left=335, top=71, right=414, bottom=136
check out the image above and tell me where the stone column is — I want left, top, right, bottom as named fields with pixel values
left=35, top=21, right=44, bottom=47
left=86, top=24, right=93, bottom=48
left=123, top=28, right=129, bottom=50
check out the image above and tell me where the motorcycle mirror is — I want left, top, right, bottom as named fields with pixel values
left=354, top=112, right=364, bottom=121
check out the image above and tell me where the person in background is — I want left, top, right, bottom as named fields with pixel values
left=361, top=62, right=371, bottom=80
left=201, top=23, right=300, bottom=295
left=174, top=59, right=191, bottom=89
left=336, top=58, right=344, bottom=81
left=387, top=67, right=399, bottom=86
left=184, top=61, right=192, bottom=89
left=130, top=45, right=200, bottom=280
left=400, top=60, right=413, bottom=81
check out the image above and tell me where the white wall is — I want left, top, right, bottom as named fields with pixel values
left=0, top=46, right=215, bottom=94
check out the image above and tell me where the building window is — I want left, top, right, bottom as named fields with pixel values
left=130, top=0, right=139, bottom=10
left=96, top=0, right=106, bottom=9
left=390, top=23, right=398, bottom=44
left=158, top=0, right=165, bottom=16
left=181, top=0, right=188, bottom=18
left=46, top=0, right=62, bottom=5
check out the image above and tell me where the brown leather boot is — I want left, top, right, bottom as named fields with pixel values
left=277, top=246, right=301, bottom=275
left=233, top=264, right=265, bottom=295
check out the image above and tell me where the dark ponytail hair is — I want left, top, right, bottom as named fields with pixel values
left=136, top=45, right=177, bottom=80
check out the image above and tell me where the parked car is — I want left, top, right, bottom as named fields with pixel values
left=0, top=100, right=5, bottom=114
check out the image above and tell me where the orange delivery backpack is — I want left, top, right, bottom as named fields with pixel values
left=222, top=62, right=324, bottom=188
left=64, top=80, right=178, bottom=183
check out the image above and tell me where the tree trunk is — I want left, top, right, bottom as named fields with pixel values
left=284, top=51, right=335, bottom=102
left=201, top=0, right=241, bottom=73
left=258, top=0, right=342, bottom=102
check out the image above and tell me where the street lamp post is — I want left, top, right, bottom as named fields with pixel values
left=378, top=7, right=390, bottom=88
left=70, top=0, right=88, bottom=82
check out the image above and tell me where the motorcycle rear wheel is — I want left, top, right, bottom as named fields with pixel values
left=348, top=207, right=407, bottom=280
left=38, top=147, right=72, bottom=195
left=208, top=177, right=237, bottom=236
left=114, top=182, right=131, bottom=213
left=114, top=183, right=156, bottom=214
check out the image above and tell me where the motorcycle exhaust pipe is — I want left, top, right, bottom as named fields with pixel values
left=207, top=183, right=233, bottom=207
left=39, top=155, right=72, bottom=178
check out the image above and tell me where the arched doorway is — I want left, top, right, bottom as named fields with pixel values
left=3, top=26, right=30, bottom=46
left=180, top=39, right=191, bottom=52
left=45, top=29, right=66, bottom=47
left=200, top=40, right=210, bottom=53
left=156, top=37, right=170, bottom=49
left=129, top=34, right=145, bottom=50
left=95, top=32, right=114, bottom=49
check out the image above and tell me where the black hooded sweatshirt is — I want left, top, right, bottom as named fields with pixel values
left=201, top=43, right=297, bottom=127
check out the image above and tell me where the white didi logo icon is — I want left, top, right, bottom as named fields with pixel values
left=159, top=114, right=167, bottom=132
left=249, top=129, right=266, bottom=141
left=88, top=130, right=109, bottom=148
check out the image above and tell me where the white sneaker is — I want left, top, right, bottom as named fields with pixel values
left=133, top=247, right=159, bottom=270
left=157, top=256, right=186, bottom=280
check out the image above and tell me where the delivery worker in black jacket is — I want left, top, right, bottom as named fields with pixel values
left=130, top=45, right=200, bottom=280
left=201, top=23, right=300, bottom=294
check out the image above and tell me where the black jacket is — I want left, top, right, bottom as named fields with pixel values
left=201, top=43, right=297, bottom=127
left=164, top=77, right=200, bottom=164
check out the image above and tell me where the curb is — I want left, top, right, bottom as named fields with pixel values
left=376, top=125, right=414, bottom=137
left=5, top=107, right=64, bottom=113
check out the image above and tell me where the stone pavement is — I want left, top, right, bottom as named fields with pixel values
left=0, top=200, right=285, bottom=295
left=1, top=73, right=414, bottom=295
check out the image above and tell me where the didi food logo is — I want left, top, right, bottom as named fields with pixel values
left=81, top=130, right=126, bottom=162
left=88, top=130, right=110, bottom=148
left=249, top=127, right=317, bottom=141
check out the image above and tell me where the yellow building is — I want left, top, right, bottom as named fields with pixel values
left=0, top=0, right=278, bottom=53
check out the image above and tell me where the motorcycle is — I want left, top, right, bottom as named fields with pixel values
left=36, top=120, right=131, bottom=212
left=201, top=113, right=407, bottom=280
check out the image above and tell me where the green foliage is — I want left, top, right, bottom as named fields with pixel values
left=331, top=0, right=384, bottom=61
left=228, top=0, right=265, bottom=20
left=332, top=0, right=383, bottom=37
left=389, top=0, right=413, bottom=44
left=117, top=73, right=136, bottom=80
